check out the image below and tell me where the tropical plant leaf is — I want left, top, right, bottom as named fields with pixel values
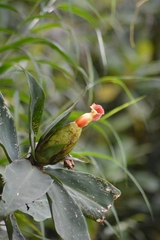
left=36, top=98, right=81, bottom=150
left=5, top=214, right=26, bottom=240
left=24, top=70, right=45, bottom=156
left=48, top=180, right=91, bottom=240
left=0, top=92, right=19, bottom=162
left=19, top=195, right=51, bottom=222
left=0, top=159, right=52, bottom=219
left=45, top=168, right=121, bottom=222
left=74, top=151, right=153, bottom=218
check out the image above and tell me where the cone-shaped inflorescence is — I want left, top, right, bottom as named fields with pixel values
left=35, top=104, right=104, bottom=167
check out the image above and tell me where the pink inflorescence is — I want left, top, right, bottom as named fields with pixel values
left=75, top=103, right=104, bottom=128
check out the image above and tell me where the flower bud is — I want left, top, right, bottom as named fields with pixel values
left=35, top=122, right=82, bottom=166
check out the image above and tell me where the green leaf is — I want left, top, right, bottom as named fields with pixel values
left=19, top=195, right=51, bottom=222
left=5, top=214, right=26, bottom=240
left=31, top=22, right=63, bottom=33
left=66, top=188, right=110, bottom=221
left=36, top=99, right=80, bottom=150
left=0, top=4, right=19, bottom=14
left=0, top=37, right=75, bottom=65
left=0, top=63, right=13, bottom=74
left=58, top=3, right=97, bottom=27
left=0, top=159, right=52, bottom=218
left=45, top=168, right=121, bottom=222
left=24, top=70, right=45, bottom=156
left=0, top=93, right=19, bottom=162
left=101, top=95, right=146, bottom=120
left=75, top=151, right=153, bottom=218
left=48, top=180, right=91, bottom=240
left=15, top=212, right=42, bottom=236
left=0, top=27, right=15, bottom=35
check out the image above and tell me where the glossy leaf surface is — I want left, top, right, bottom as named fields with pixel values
left=0, top=159, right=52, bottom=218
left=45, top=168, right=121, bottom=222
left=48, top=181, right=91, bottom=240
left=19, top=195, right=51, bottom=222
left=0, top=93, right=19, bottom=162
left=25, top=70, right=45, bottom=155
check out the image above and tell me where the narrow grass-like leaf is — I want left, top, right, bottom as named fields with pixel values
left=15, top=212, right=42, bottom=236
left=91, top=123, right=117, bottom=161
left=101, top=120, right=127, bottom=171
left=96, top=29, right=107, bottom=68
left=0, top=93, right=19, bottom=162
left=0, top=4, right=19, bottom=14
left=58, top=3, right=97, bottom=27
left=5, top=214, right=26, bottom=240
left=101, top=95, right=146, bottom=120
left=48, top=181, right=91, bottom=240
left=0, top=37, right=75, bottom=65
left=20, top=13, right=60, bottom=27
left=37, top=59, right=73, bottom=78
left=90, top=76, right=135, bottom=101
left=0, top=27, right=15, bottom=34
left=86, top=50, right=94, bottom=105
left=0, top=159, right=52, bottom=218
left=31, top=22, right=63, bottom=33
left=0, top=64, right=13, bottom=74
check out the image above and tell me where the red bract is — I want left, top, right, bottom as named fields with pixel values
left=75, top=103, right=104, bottom=128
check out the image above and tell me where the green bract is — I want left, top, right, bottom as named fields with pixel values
left=35, top=122, right=82, bottom=166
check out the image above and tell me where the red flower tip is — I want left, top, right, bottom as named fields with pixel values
left=90, top=103, right=105, bottom=121
left=75, top=103, right=104, bottom=128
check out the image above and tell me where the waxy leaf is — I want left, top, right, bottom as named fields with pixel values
left=19, top=195, right=51, bottom=222
left=0, top=159, right=52, bottom=218
left=48, top=181, right=91, bottom=240
left=25, top=70, right=45, bottom=156
left=45, top=168, right=121, bottom=222
left=0, top=93, right=19, bottom=162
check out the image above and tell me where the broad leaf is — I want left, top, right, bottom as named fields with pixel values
left=25, top=70, right=45, bottom=156
left=19, top=195, right=51, bottom=222
left=45, top=168, right=121, bottom=222
left=0, top=93, right=19, bottom=162
left=48, top=181, right=91, bottom=240
left=0, top=159, right=52, bottom=218
left=5, top=214, right=26, bottom=240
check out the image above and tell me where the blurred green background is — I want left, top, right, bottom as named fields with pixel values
left=0, top=0, right=160, bottom=239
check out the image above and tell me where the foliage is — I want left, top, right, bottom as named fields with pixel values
left=0, top=75, right=120, bottom=239
left=0, top=0, right=160, bottom=239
